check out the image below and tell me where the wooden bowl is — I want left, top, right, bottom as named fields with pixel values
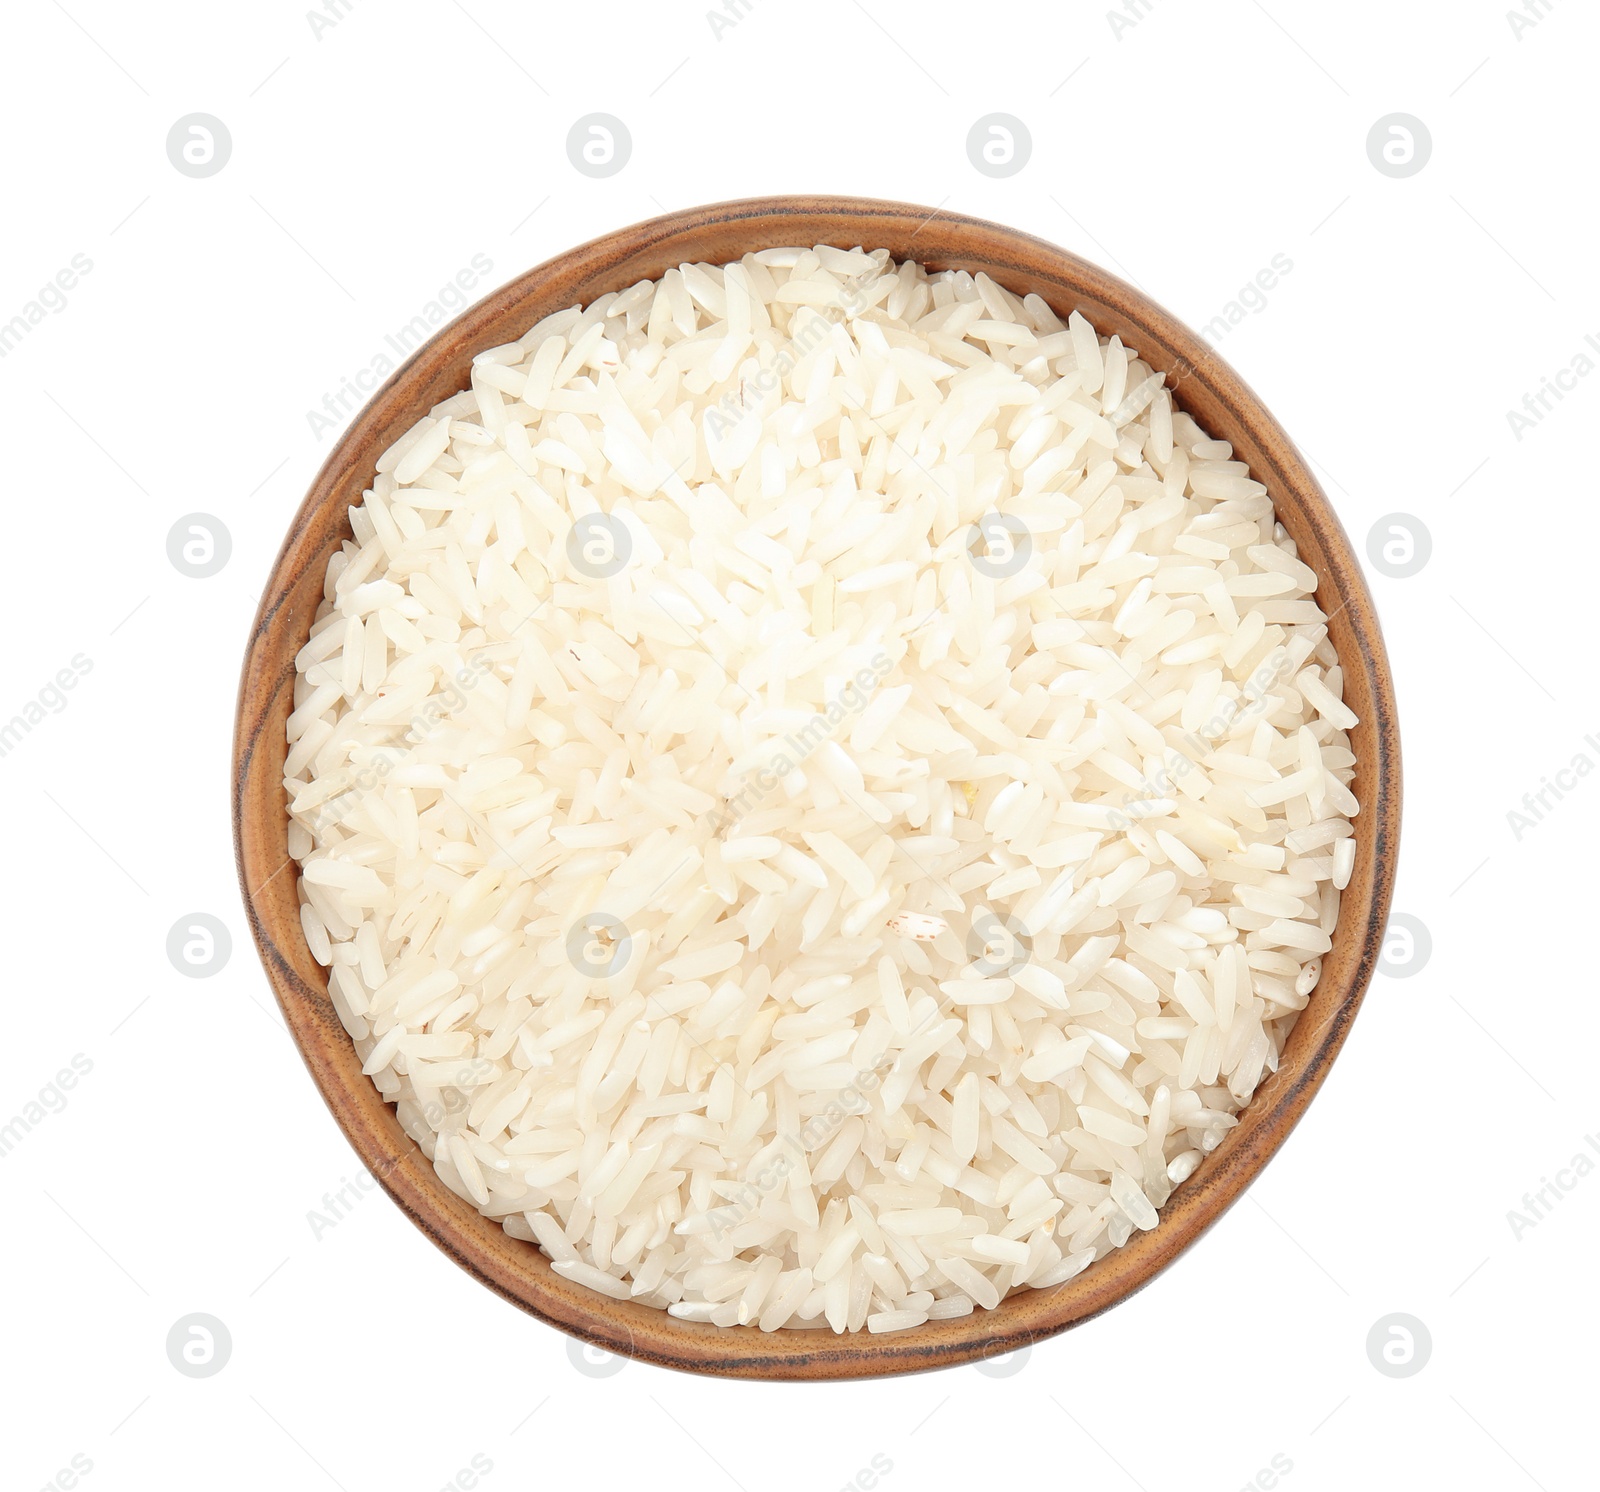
left=233, top=195, right=1400, bottom=1380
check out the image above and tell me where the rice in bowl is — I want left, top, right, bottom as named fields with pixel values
left=285, top=245, right=1358, bottom=1334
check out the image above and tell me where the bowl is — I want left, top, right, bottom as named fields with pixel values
left=233, top=195, right=1400, bottom=1380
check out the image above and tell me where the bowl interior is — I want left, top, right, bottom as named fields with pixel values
left=233, top=196, right=1399, bottom=1380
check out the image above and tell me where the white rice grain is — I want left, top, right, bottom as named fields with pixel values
left=288, top=246, right=1359, bottom=1337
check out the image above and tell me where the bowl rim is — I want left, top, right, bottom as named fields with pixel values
left=233, top=193, right=1401, bottom=1381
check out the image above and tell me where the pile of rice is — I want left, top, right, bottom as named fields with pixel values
left=285, top=245, right=1359, bottom=1334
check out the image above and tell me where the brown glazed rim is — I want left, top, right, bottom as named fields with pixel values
left=233, top=195, right=1400, bottom=1381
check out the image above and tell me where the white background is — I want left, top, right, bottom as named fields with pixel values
left=2, top=2, right=1592, bottom=1488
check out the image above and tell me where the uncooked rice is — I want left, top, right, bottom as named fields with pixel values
left=286, top=245, right=1359, bottom=1334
